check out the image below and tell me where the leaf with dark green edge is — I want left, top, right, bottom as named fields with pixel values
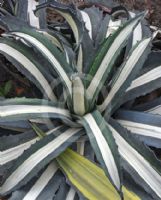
left=0, top=126, right=83, bottom=195
left=78, top=7, right=111, bottom=73
left=109, top=118, right=161, bottom=200
left=0, top=97, right=59, bottom=106
left=124, top=63, right=161, bottom=104
left=98, top=38, right=151, bottom=113
left=57, top=148, right=142, bottom=200
left=35, top=0, right=85, bottom=46
left=85, top=13, right=144, bottom=109
left=0, top=125, right=46, bottom=151
left=0, top=125, right=62, bottom=165
left=125, top=11, right=151, bottom=58
left=114, top=109, right=161, bottom=148
left=0, top=105, right=76, bottom=127
left=81, top=110, right=121, bottom=192
left=0, top=98, right=75, bottom=126
left=106, top=6, right=131, bottom=39
left=35, top=29, right=76, bottom=70
left=8, top=161, right=65, bottom=200
left=9, top=28, right=73, bottom=99
left=35, top=0, right=94, bottom=73
left=9, top=161, right=65, bottom=200
left=0, top=37, right=57, bottom=102
left=7, top=28, right=68, bottom=82
left=123, top=170, right=155, bottom=200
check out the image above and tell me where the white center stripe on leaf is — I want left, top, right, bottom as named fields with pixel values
left=80, top=11, right=92, bottom=39
left=66, top=188, right=76, bottom=200
left=0, top=126, right=61, bottom=165
left=27, top=0, right=40, bottom=28
left=84, top=114, right=120, bottom=189
left=0, top=43, right=56, bottom=101
left=117, top=120, right=161, bottom=139
left=87, top=17, right=142, bottom=98
left=0, top=128, right=80, bottom=194
left=129, top=12, right=142, bottom=46
left=145, top=105, right=161, bottom=115
left=12, top=32, right=72, bottom=96
left=99, top=38, right=150, bottom=112
left=23, top=161, right=58, bottom=200
left=0, top=105, right=70, bottom=118
left=106, top=19, right=122, bottom=38
left=127, top=65, right=161, bottom=91
left=77, top=45, right=83, bottom=72
left=56, top=11, right=79, bottom=44
left=110, top=125, right=161, bottom=198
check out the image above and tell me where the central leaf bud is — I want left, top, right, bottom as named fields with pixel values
left=71, top=74, right=86, bottom=116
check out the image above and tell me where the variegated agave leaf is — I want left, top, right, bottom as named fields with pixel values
left=1, top=1, right=161, bottom=200
left=0, top=0, right=46, bottom=29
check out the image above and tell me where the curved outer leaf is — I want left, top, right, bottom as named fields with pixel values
left=35, top=0, right=94, bottom=73
left=57, top=148, right=141, bottom=200
left=9, top=163, right=65, bottom=200
left=81, top=110, right=121, bottom=191
left=86, top=13, right=144, bottom=108
left=125, top=11, right=151, bottom=58
left=129, top=12, right=142, bottom=47
left=0, top=125, right=61, bottom=165
left=35, top=0, right=84, bottom=45
left=109, top=119, right=161, bottom=200
left=0, top=127, right=83, bottom=195
left=125, top=64, right=161, bottom=103
left=123, top=170, right=155, bottom=200
left=0, top=38, right=57, bottom=101
left=115, top=110, right=161, bottom=148
left=10, top=29, right=73, bottom=98
left=98, top=38, right=151, bottom=113
left=0, top=98, right=74, bottom=125
left=21, top=161, right=58, bottom=200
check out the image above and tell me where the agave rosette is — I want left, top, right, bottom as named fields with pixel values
left=0, top=0, right=161, bottom=200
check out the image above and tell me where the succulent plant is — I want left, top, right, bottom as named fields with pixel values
left=0, top=1, right=161, bottom=200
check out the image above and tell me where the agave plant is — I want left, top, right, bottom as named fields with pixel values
left=0, top=0, right=161, bottom=200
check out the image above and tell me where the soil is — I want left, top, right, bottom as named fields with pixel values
left=114, top=0, right=161, bottom=28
